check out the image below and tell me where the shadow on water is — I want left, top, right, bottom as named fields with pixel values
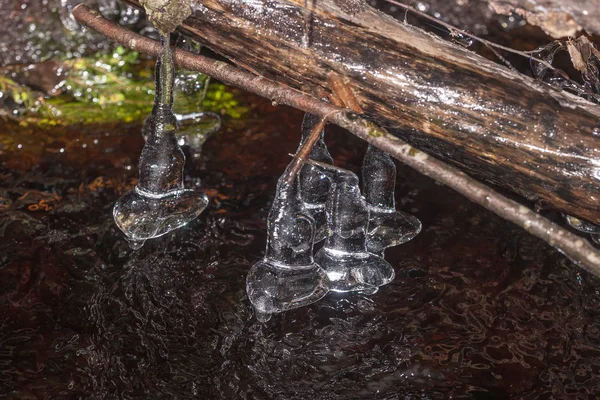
left=1, top=93, right=600, bottom=399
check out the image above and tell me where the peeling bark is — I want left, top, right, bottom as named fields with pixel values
left=488, top=0, right=600, bottom=38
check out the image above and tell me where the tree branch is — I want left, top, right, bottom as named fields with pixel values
left=73, top=3, right=600, bottom=275
left=120, top=0, right=600, bottom=226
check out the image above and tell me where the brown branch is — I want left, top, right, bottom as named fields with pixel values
left=72, top=4, right=600, bottom=276
left=283, top=116, right=329, bottom=185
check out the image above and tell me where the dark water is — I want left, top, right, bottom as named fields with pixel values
left=1, top=94, right=600, bottom=399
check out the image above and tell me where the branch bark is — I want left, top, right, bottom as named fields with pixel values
left=488, top=0, right=600, bottom=38
left=73, top=4, right=600, bottom=276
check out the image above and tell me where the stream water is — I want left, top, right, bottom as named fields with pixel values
left=1, top=93, right=600, bottom=399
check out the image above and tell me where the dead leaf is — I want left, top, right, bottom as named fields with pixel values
left=567, top=39, right=587, bottom=72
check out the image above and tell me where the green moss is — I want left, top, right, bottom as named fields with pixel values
left=203, top=83, right=249, bottom=120
left=0, top=75, right=45, bottom=117
left=1, top=47, right=154, bottom=125
left=367, top=126, right=385, bottom=137
left=1, top=47, right=248, bottom=127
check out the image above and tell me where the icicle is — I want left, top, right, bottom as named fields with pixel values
left=246, top=165, right=330, bottom=320
left=113, top=33, right=208, bottom=249
left=143, top=35, right=221, bottom=156
left=362, top=144, right=421, bottom=257
left=297, top=113, right=334, bottom=242
left=314, top=164, right=394, bottom=293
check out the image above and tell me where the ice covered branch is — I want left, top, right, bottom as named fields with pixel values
left=73, top=3, right=600, bottom=275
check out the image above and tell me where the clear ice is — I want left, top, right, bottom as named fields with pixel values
left=246, top=166, right=330, bottom=320
left=314, top=164, right=394, bottom=293
left=113, top=34, right=208, bottom=250
left=143, top=36, right=221, bottom=156
left=297, top=113, right=334, bottom=242
left=362, top=144, right=421, bottom=256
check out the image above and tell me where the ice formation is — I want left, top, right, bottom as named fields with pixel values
left=314, top=164, right=394, bottom=293
left=297, top=113, right=334, bottom=242
left=362, top=144, right=421, bottom=256
left=113, top=34, right=208, bottom=249
left=142, top=36, right=221, bottom=156
left=246, top=165, right=330, bottom=320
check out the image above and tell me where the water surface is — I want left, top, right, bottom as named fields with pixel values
left=1, top=94, right=599, bottom=399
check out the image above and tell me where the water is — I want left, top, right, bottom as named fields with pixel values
left=1, top=94, right=600, bottom=398
left=113, top=34, right=208, bottom=250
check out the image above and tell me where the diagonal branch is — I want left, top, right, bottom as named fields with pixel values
left=73, top=4, right=600, bottom=275
left=283, top=115, right=330, bottom=185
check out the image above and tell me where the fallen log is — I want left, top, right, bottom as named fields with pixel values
left=122, top=0, right=600, bottom=226
left=73, top=4, right=600, bottom=273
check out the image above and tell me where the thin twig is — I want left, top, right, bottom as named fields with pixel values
left=73, top=4, right=600, bottom=275
left=283, top=115, right=330, bottom=185
left=484, top=42, right=517, bottom=72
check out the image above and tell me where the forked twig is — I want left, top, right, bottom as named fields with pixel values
left=72, top=4, right=600, bottom=276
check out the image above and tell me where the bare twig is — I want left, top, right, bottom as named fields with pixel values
left=283, top=115, right=330, bottom=185
left=72, top=4, right=600, bottom=275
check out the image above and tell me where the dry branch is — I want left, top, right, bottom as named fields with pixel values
left=73, top=4, right=600, bottom=275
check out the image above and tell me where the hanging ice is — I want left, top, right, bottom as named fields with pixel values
left=314, top=164, right=394, bottom=293
left=246, top=166, right=330, bottom=320
left=143, top=36, right=221, bottom=156
left=297, top=113, right=334, bottom=242
left=362, top=144, right=421, bottom=256
left=172, top=36, right=221, bottom=152
left=113, top=34, right=208, bottom=250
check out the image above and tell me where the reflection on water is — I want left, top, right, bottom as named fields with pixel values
left=1, top=93, right=599, bottom=399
